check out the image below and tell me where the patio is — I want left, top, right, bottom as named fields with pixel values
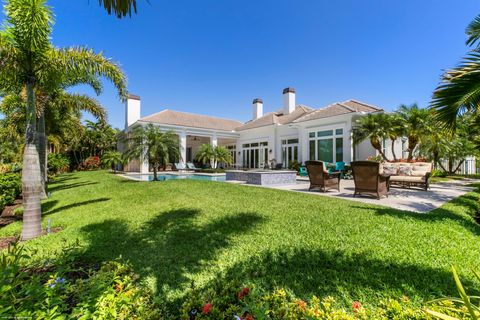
left=258, top=178, right=477, bottom=213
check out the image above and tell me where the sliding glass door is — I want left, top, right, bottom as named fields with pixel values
left=281, top=138, right=299, bottom=168
left=242, top=142, right=268, bottom=169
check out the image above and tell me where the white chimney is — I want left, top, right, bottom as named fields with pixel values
left=252, top=98, right=263, bottom=120
left=283, top=87, right=296, bottom=115
left=125, top=94, right=141, bottom=130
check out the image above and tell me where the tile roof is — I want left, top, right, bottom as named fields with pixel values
left=137, top=99, right=382, bottom=132
left=139, top=109, right=243, bottom=132
left=293, top=99, right=382, bottom=123
left=235, top=105, right=313, bottom=131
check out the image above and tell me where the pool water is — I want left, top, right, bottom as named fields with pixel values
left=127, top=174, right=226, bottom=182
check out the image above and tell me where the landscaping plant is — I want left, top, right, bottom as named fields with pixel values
left=0, top=242, right=160, bottom=319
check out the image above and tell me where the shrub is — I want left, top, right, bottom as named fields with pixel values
left=0, top=173, right=21, bottom=212
left=48, top=153, right=70, bottom=175
left=80, top=156, right=101, bottom=171
left=0, top=242, right=160, bottom=319
left=288, top=160, right=300, bottom=172
left=0, top=163, right=22, bottom=174
left=425, top=267, right=480, bottom=319
left=366, top=155, right=383, bottom=162
left=179, top=280, right=429, bottom=319
left=431, top=169, right=447, bottom=178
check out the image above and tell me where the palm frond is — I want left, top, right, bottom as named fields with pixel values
left=431, top=51, right=480, bottom=130
left=98, top=0, right=137, bottom=18
left=466, top=14, right=480, bottom=48
left=49, top=47, right=127, bottom=101
left=55, top=92, right=107, bottom=121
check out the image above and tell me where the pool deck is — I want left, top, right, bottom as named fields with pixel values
left=264, top=178, right=477, bottom=213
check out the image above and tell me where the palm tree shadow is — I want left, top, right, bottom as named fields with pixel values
left=48, top=181, right=99, bottom=193
left=80, top=208, right=265, bottom=305
left=43, top=198, right=110, bottom=217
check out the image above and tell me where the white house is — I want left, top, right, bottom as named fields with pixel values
left=123, top=88, right=388, bottom=173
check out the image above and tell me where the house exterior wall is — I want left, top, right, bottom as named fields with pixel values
left=234, top=113, right=380, bottom=168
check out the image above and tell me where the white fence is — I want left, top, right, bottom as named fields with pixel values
left=438, top=156, right=477, bottom=175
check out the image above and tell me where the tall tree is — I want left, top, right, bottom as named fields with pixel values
left=123, top=124, right=180, bottom=181
left=396, top=104, right=430, bottom=161
left=431, top=13, right=480, bottom=129
left=384, top=113, right=405, bottom=162
left=0, top=0, right=127, bottom=240
left=352, top=113, right=389, bottom=161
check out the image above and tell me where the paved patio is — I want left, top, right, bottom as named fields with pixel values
left=269, top=178, right=477, bottom=213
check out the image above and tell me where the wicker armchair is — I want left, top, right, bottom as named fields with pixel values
left=305, top=161, right=341, bottom=192
left=351, top=161, right=389, bottom=199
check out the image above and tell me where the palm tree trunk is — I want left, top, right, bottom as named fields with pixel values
left=390, top=139, right=398, bottom=162
left=37, top=112, right=47, bottom=198
left=21, top=82, right=43, bottom=240
left=153, top=165, right=158, bottom=181
left=454, top=159, right=465, bottom=174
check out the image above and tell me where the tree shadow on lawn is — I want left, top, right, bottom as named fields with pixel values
left=80, top=208, right=265, bottom=304
left=41, top=198, right=111, bottom=217
left=48, top=181, right=99, bottom=193
left=78, top=208, right=470, bottom=312
left=189, top=248, right=468, bottom=309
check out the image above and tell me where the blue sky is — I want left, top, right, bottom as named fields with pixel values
left=4, top=0, right=480, bottom=128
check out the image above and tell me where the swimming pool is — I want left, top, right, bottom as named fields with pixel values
left=125, top=174, right=226, bottom=182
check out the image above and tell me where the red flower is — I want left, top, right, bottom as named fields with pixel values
left=296, top=299, right=307, bottom=310
left=352, top=301, right=362, bottom=313
left=243, top=314, right=254, bottom=320
left=237, top=287, right=250, bottom=299
left=202, top=303, right=212, bottom=314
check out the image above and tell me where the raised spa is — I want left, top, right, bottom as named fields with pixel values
left=225, top=170, right=297, bottom=186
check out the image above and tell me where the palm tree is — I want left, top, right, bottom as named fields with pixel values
left=102, top=151, right=124, bottom=174
left=123, top=124, right=180, bottom=181
left=213, top=146, right=233, bottom=169
left=384, top=113, right=405, bottom=161
left=431, top=14, right=480, bottom=129
left=397, top=104, right=430, bottom=161
left=99, top=0, right=137, bottom=17
left=352, top=113, right=389, bottom=161
left=1, top=89, right=108, bottom=196
left=0, top=0, right=127, bottom=240
left=195, top=144, right=216, bottom=168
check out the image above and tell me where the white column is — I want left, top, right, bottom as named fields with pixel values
left=211, top=133, right=218, bottom=147
left=299, top=127, right=308, bottom=164
left=179, top=131, right=187, bottom=165
left=140, top=145, right=149, bottom=174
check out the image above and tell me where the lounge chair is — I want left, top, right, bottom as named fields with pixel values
left=174, top=163, right=187, bottom=171
left=186, top=162, right=200, bottom=171
left=351, top=161, right=389, bottom=199
left=305, top=160, right=341, bottom=192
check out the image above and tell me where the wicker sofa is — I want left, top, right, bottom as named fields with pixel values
left=381, top=162, right=433, bottom=190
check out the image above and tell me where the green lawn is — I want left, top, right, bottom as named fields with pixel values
left=2, top=170, right=480, bottom=312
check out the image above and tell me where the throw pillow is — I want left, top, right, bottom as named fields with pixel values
left=398, top=166, right=412, bottom=176
left=383, top=166, right=398, bottom=175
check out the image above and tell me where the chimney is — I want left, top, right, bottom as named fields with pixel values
left=125, top=94, right=141, bottom=130
left=283, top=87, right=296, bottom=115
left=252, top=98, right=263, bottom=120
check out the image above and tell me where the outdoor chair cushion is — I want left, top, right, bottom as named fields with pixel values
left=390, top=175, right=426, bottom=182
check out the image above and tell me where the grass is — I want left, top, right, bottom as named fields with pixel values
left=1, top=170, right=480, bottom=312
